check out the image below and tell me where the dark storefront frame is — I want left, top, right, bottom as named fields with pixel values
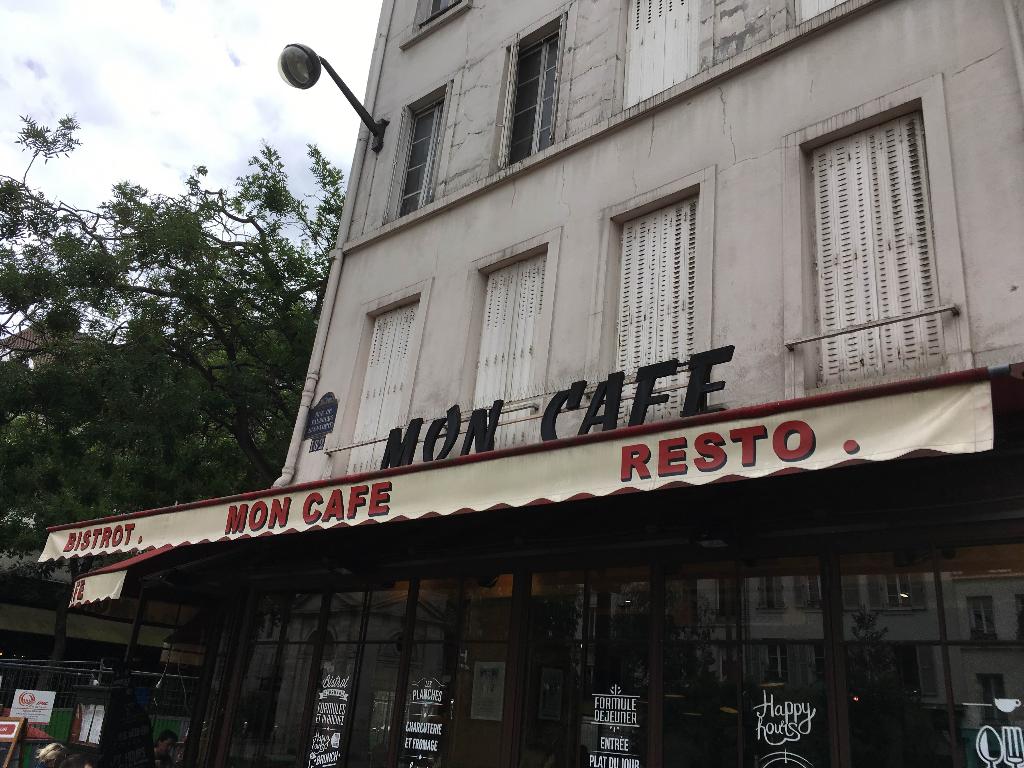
left=179, top=505, right=1024, bottom=768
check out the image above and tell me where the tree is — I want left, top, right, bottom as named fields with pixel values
left=0, top=115, right=344, bottom=659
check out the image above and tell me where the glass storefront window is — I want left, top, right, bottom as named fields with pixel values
left=743, top=558, right=831, bottom=768
left=841, top=552, right=951, bottom=768
left=937, top=545, right=1024, bottom=768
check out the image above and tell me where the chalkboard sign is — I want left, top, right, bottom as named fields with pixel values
left=305, top=393, right=338, bottom=452
left=0, top=718, right=25, bottom=768
left=99, top=687, right=155, bottom=768
left=306, top=673, right=351, bottom=768
left=589, top=685, right=642, bottom=768
left=399, top=678, right=449, bottom=768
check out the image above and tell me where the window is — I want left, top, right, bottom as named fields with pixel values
left=883, top=574, right=925, bottom=609
left=624, top=0, right=700, bottom=108
left=797, top=575, right=823, bottom=608
left=765, top=644, right=789, bottom=683
left=969, top=596, right=997, bottom=640
left=757, top=577, right=785, bottom=610
left=617, top=197, right=698, bottom=422
left=506, top=32, right=560, bottom=165
left=475, top=254, right=546, bottom=447
left=348, top=304, right=417, bottom=474
left=811, top=113, right=943, bottom=386
left=1016, top=594, right=1024, bottom=640
left=399, top=100, right=444, bottom=216
left=978, top=674, right=1008, bottom=721
left=417, top=0, right=460, bottom=24
left=798, top=0, right=845, bottom=22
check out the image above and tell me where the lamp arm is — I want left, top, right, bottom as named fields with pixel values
left=320, top=56, right=388, bottom=152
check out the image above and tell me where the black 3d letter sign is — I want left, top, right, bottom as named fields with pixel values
left=378, top=346, right=734, bottom=471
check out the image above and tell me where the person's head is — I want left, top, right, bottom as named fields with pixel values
left=36, top=744, right=66, bottom=768
left=155, top=730, right=178, bottom=757
left=62, top=754, right=95, bottom=768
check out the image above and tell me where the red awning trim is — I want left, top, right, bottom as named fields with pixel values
left=45, top=366, right=992, bottom=536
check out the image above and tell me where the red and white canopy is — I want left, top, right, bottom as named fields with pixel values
left=50, top=370, right=1002, bottom=606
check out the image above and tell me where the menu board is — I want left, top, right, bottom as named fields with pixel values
left=0, top=718, right=25, bottom=768
left=307, top=674, right=351, bottom=768
left=99, top=687, right=155, bottom=768
left=589, top=685, right=642, bottom=768
left=400, top=678, right=449, bottom=768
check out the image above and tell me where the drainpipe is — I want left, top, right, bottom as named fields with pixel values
left=1006, top=0, right=1024, bottom=112
left=274, top=0, right=398, bottom=488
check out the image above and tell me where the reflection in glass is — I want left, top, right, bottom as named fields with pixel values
left=744, top=644, right=830, bottom=768
left=664, top=644, right=739, bottom=768
left=743, top=558, right=824, bottom=641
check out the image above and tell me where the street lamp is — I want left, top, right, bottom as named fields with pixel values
left=278, top=43, right=388, bottom=153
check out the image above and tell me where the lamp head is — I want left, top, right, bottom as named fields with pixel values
left=278, top=43, right=322, bottom=90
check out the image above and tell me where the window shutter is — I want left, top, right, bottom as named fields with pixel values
left=475, top=254, right=547, bottom=448
left=798, top=0, right=844, bottom=23
left=812, top=114, right=942, bottom=386
left=618, top=197, right=698, bottom=422
left=625, top=0, right=700, bottom=108
left=349, top=304, right=418, bottom=474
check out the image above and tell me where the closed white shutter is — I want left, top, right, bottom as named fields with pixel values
left=475, top=254, right=546, bottom=447
left=798, top=0, right=844, bottom=23
left=813, top=113, right=942, bottom=387
left=348, top=303, right=417, bottom=473
left=618, top=197, right=698, bottom=422
left=625, top=0, right=700, bottom=108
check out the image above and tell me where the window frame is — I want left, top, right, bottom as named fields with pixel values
left=416, top=0, right=462, bottom=26
left=397, top=98, right=445, bottom=218
left=498, top=17, right=566, bottom=168
left=781, top=76, right=972, bottom=398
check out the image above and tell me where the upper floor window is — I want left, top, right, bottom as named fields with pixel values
left=417, top=0, right=460, bottom=25
left=798, top=0, right=845, bottom=23
left=474, top=254, right=546, bottom=448
left=506, top=31, right=560, bottom=165
left=348, top=303, right=418, bottom=474
left=625, top=0, right=700, bottom=108
left=399, top=99, right=444, bottom=216
left=811, top=113, right=943, bottom=387
left=969, top=595, right=997, bottom=640
left=617, top=196, right=698, bottom=421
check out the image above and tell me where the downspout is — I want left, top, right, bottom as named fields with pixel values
left=1006, top=0, right=1024, bottom=112
left=274, top=0, right=398, bottom=488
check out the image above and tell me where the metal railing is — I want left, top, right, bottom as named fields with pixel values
left=784, top=304, right=959, bottom=350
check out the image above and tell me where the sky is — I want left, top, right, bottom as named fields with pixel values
left=0, top=0, right=384, bottom=208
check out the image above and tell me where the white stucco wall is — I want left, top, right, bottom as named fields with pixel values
left=290, top=0, right=1024, bottom=483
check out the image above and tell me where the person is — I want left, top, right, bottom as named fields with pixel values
left=154, top=730, right=177, bottom=768
left=61, top=754, right=95, bottom=768
left=34, top=743, right=66, bottom=768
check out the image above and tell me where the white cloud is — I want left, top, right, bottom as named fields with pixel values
left=0, top=0, right=383, bottom=207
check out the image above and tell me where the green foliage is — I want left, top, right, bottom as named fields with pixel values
left=0, top=115, right=344, bottom=558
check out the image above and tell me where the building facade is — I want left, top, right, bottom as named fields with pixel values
left=38, top=1, right=1024, bottom=768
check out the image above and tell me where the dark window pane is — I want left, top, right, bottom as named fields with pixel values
left=510, top=109, right=537, bottom=147
left=517, top=47, right=543, bottom=82
left=589, top=567, right=650, bottom=643
left=841, top=552, right=939, bottom=641
left=402, top=165, right=425, bottom=200
left=846, top=643, right=952, bottom=768
left=938, top=544, right=1024, bottom=643
left=326, top=591, right=366, bottom=643
left=666, top=561, right=738, bottom=643
left=462, top=574, right=514, bottom=642
left=508, top=138, right=533, bottom=165
left=581, top=643, right=648, bottom=768
left=366, top=582, right=409, bottom=642
left=664, top=644, right=739, bottom=768
left=348, top=642, right=403, bottom=768
left=308, top=641, right=360, bottom=768
left=529, top=572, right=585, bottom=643
left=417, top=578, right=462, bottom=643
left=743, top=557, right=824, bottom=640
left=252, top=593, right=291, bottom=642
left=413, top=109, right=437, bottom=142
left=745, top=644, right=832, bottom=768
left=514, top=79, right=540, bottom=115
left=285, top=593, right=323, bottom=642
left=446, top=642, right=509, bottom=768
left=229, top=643, right=315, bottom=768
left=518, top=645, right=582, bottom=768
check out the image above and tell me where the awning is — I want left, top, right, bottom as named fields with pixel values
left=69, top=547, right=173, bottom=607
left=42, top=369, right=1005, bottom=582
